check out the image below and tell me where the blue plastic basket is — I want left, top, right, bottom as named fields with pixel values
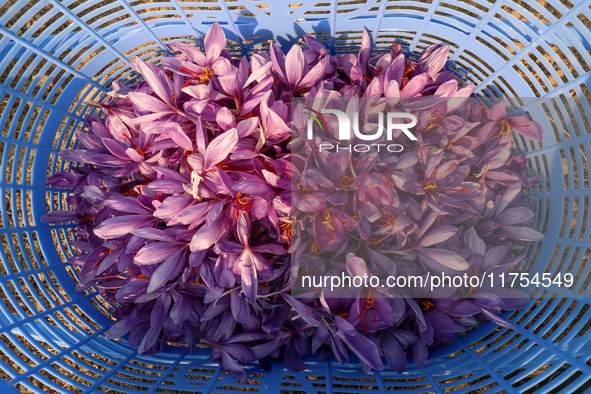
left=1, top=0, right=591, bottom=392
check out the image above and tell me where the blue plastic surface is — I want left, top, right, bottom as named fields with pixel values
left=1, top=0, right=591, bottom=392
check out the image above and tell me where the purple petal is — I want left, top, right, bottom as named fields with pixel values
left=204, top=23, right=226, bottom=64
left=40, top=210, right=81, bottom=224
left=174, top=43, right=208, bottom=65
left=94, top=215, right=157, bottom=239
left=346, top=255, right=369, bottom=278
left=106, top=115, right=133, bottom=144
left=297, top=194, right=326, bottom=213
left=169, top=294, right=191, bottom=325
left=166, top=122, right=193, bottom=151
left=231, top=290, right=249, bottom=324
left=147, top=249, right=186, bottom=292
left=496, top=207, right=535, bottom=226
left=477, top=306, right=515, bottom=329
left=221, top=352, right=248, bottom=383
left=102, top=138, right=129, bottom=160
left=411, top=339, right=428, bottom=369
left=478, top=147, right=510, bottom=170
left=494, top=183, right=522, bottom=216
left=216, top=107, right=236, bottom=131
left=148, top=179, right=186, bottom=194
left=154, top=194, right=194, bottom=221
left=382, top=333, right=406, bottom=373
left=499, top=225, right=544, bottom=241
left=190, top=214, right=225, bottom=251
left=105, top=319, right=134, bottom=340
left=488, top=101, right=507, bottom=121
left=240, top=253, right=258, bottom=302
left=131, top=228, right=177, bottom=243
left=221, top=342, right=255, bottom=363
left=115, top=280, right=148, bottom=303
left=303, top=33, right=328, bottom=56
left=285, top=44, right=304, bottom=88
left=419, top=45, right=449, bottom=78
left=105, top=197, right=153, bottom=214
left=219, top=72, right=240, bottom=98
left=216, top=240, right=244, bottom=255
left=97, top=248, right=123, bottom=275
left=358, top=27, right=372, bottom=73
left=204, top=128, right=238, bottom=171
left=464, top=227, right=486, bottom=256
left=385, top=54, right=405, bottom=87
left=339, top=330, right=383, bottom=371
left=336, top=316, right=356, bottom=336
left=128, top=92, right=173, bottom=114
left=211, top=57, right=232, bottom=76
left=234, top=113, right=258, bottom=135
left=298, top=57, right=328, bottom=89
left=135, top=242, right=184, bottom=264
left=509, top=117, right=544, bottom=142
left=233, top=178, right=274, bottom=196
left=476, top=122, right=499, bottom=145
left=251, top=244, right=286, bottom=254
left=178, top=202, right=210, bottom=227
left=482, top=245, right=508, bottom=271
left=385, top=80, right=400, bottom=99
left=47, top=172, right=86, bottom=188
left=269, top=42, right=286, bottom=78
left=153, top=166, right=189, bottom=182
left=434, top=79, right=458, bottom=97
left=127, top=112, right=171, bottom=128
left=243, top=61, right=272, bottom=87
left=328, top=191, right=348, bottom=205
left=134, top=58, right=173, bottom=107
left=281, top=294, right=323, bottom=327
left=126, top=148, right=144, bottom=162
left=285, top=339, right=308, bottom=372
left=415, top=248, right=469, bottom=271
left=401, top=74, right=428, bottom=97
left=417, top=225, right=457, bottom=247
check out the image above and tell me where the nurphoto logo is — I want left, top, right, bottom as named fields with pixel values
left=303, top=106, right=418, bottom=153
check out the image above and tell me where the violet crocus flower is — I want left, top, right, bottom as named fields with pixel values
left=165, top=23, right=232, bottom=88
left=215, top=212, right=285, bottom=302
left=270, top=42, right=330, bottom=98
left=477, top=100, right=544, bottom=143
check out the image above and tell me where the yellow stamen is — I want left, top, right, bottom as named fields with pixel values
left=500, top=121, right=511, bottom=137
left=322, top=210, right=335, bottom=231
left=310, top=239, right=321, bottom=254
left=236, top=192, right=249, bottom=204
left=424, top=180, right=438, bottom=190
left=297, top=183, right=311, bottom=193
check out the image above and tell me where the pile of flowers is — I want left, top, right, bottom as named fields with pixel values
left=42, top=23, right=544, bottom=380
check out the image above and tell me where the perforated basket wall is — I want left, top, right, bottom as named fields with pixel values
left=1, top=0, right=591, bottom=393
